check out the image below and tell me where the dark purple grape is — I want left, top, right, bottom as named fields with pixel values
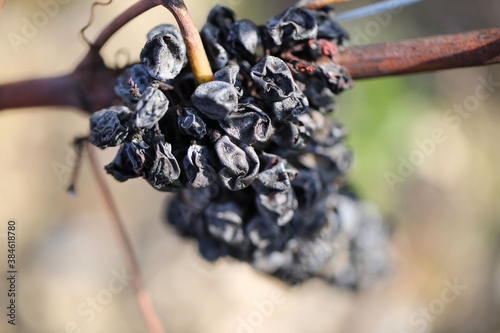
left=198, top=236, right=228, bottom=261
left=213, top=64, right=242, bottom=96
left=147, top=24, right=185, bottom=50
left=200, top=23, right=229, bottom=70
left=191, top=81, right=238, bottom=120
left=251, top=56, right=295, bottom=102
left=115, top=64, right=152, bottom=103
left=219, top=103, right=271, bottom=144
left=133, top=87, right=169, bottom=129
left=206, top=4, right=236, bottom=36
left=314, top=5, right=349, bottom=45
left=252, top=153, right=298, bottom=196
left=105, top=143, right=139, bottom=182
left=183, top=144, right=217, bottom=189
left=245, top=215, right=281, bottom=249
left=310, top=110, right=348, bottom=146
left=273, top=113, right=315, bottom=152
left=89, top=106, right=131, bottom=148
left=214, top=64, right=240, bottom=85
left=126, top=140, right=149, bottom=176
left=146, top=141, right=181, bottom=190
left=140, top=28, right=186, bottom=81
left=88, top=3, right=391, bottom=288
left=310, top=142, right=354, bottom=182
left=204, top=202, right=245, bottom=245
left=318, top=62, right=354, bottom=94
left=270, top=83, right=309, bottom=122
left=167, top=194, right=200, bottom=236
left=177, top=107, right=207, bottom=139
left=291, top=168, right=323, bottom=209
left=227, top=19, right=259, bottom=57
left=256, top=188, right=298, bottom=226
left=299, top=74, right=337, bottom=113
left=215, top=135, right=260, bottom=191
left=266, top=7, right=317, bottom=46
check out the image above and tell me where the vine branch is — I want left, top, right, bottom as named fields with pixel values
left=87, top=142, right=167, bottom=333
left=1, top=28, right=498, bottom=113
left=337, top=28, right=500, bottom=79
left=87, top=0, right=158, bottom=54
left=0, top=0, right=498, bottom=114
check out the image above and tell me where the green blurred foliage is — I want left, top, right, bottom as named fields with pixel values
left=337, top=76, right=422, bottom=214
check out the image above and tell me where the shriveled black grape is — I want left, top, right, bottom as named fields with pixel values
left=206, top=4, right=236, bottom=36
left=246, top=216, right=281, bottom=249
left=256, top=188, right=298, bottom=226
left=270, top=84, right=309, bottom=122
left=318, top=62, right=354, bottom=94
left=126, top=140, right=149, bottom=176
left=273, top=113, right=315, bottom=151
left=292, top=168, right=323, bottom=209
left=146, top=141, right=181, bottom=190
left=215, top=135, right=260, bottom=191
left=314, top=5, right=349, bottom=45
left=89, top=106, right=131, bottom=148
left=205, top=202, right=245, bottom=245
left=140, top=28, right=186, bottom=81
left=311, top=142, right=354, bottom=182
left=227, top=19, right=259, bottom=57
left=198, top=236, right=227, bottom=261
left=266, top=7, right=317, bottom=46
left=300, top=74, right=337, bottom=113
left=310, top=111, right=348, bottom=146
left=219, top=103, right=271, bottom=144
left=251, top=56, right=295, bottom=102
left=214, top=63, right=238, bottom=83
left=115, top=64, right=151, bottom=103
left=191, top=81, right=238, bottom=120
left=147, top=24, right=185, bottom=50
left=252, top=153, right=298, bottom=196
left=105, top=143, right=139, bottom=182
left=177, top=108, right=207, bottom=139
left=213, top=64, right=242, bottom=95
left=183, top=144, right=217, bottom=189
left=133, top=87, right=169, bottom=129
left=201, top=23, right=229, bottom=70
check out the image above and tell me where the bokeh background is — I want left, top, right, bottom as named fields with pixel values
left=1, top=0, right=500, bottom=332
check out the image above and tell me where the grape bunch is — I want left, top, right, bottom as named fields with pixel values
left=89, top=4, right=389, bottom=288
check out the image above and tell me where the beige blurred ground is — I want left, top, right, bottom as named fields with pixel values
left=1, top=0, right=500, bottom=332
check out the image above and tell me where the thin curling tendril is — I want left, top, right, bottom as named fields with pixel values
left=80, top=0, right=114, bottom=48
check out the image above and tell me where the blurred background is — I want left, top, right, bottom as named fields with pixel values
left=1, top=0, right=500, bottom=332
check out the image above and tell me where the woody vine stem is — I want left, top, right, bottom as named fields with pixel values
left=0, top=0, right=499, bottom=112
